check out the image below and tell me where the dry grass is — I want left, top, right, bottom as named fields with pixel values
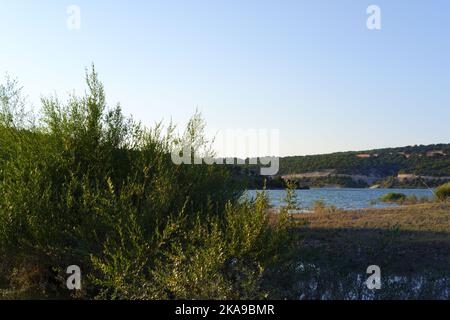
left=282, top=203, right=450, bottom=299
left=293, top=203, right=450, bottom=232
left=291, top=203, right=450, bottom=275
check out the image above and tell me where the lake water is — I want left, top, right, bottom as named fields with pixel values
left=245, top=188, right=435, bottom=210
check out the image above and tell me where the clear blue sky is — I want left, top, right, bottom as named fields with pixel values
left=1, top=0, right=449, bottom=156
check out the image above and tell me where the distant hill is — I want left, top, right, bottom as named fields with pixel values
left=280, top=143, right=450, bottom=176
left=240, top=143, right=450, bottom=189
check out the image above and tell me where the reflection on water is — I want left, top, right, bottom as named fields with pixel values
left=245, top=188, right=434, bottom=210
left=295, top=266, right=449, bottom=300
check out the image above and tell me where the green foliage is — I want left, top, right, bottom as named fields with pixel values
left=283, top=180, right=299, bottom=210
left=435, top=182, right=450, bottom=201
left=277, top=145, right=450, bottom=177
left=89, top=191, right=294, bottom=299
left=0, top=67, right=297, bottom=299
left=292, top=176, right=368, bottom=188
left=378, top=176, right=446, bottom=189
left=380, top=192, right=407, bottom=203
left=241, top=144, right=450, bottom=188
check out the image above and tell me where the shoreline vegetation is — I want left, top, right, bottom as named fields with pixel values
left=1, top=67, right=449, bottom=300
left=239, top=173, right=450, bottom=190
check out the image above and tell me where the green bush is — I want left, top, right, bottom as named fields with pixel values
left=435, top=182, right=450, bottom=201
left=0, top=67, right=298, bottom=299
left=90, top=192, right=295, bottom=299
left=380, top=192, right=407, bottom=203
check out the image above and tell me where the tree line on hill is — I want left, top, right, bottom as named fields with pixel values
left=236, top=144, right=450, bottom=189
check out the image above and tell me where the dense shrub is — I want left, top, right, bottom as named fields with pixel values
left=380, top=192, right=407, bottom=203
left=0, top=67, right=297, bottom=299
left=435, top=182, right=450, bottom=201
